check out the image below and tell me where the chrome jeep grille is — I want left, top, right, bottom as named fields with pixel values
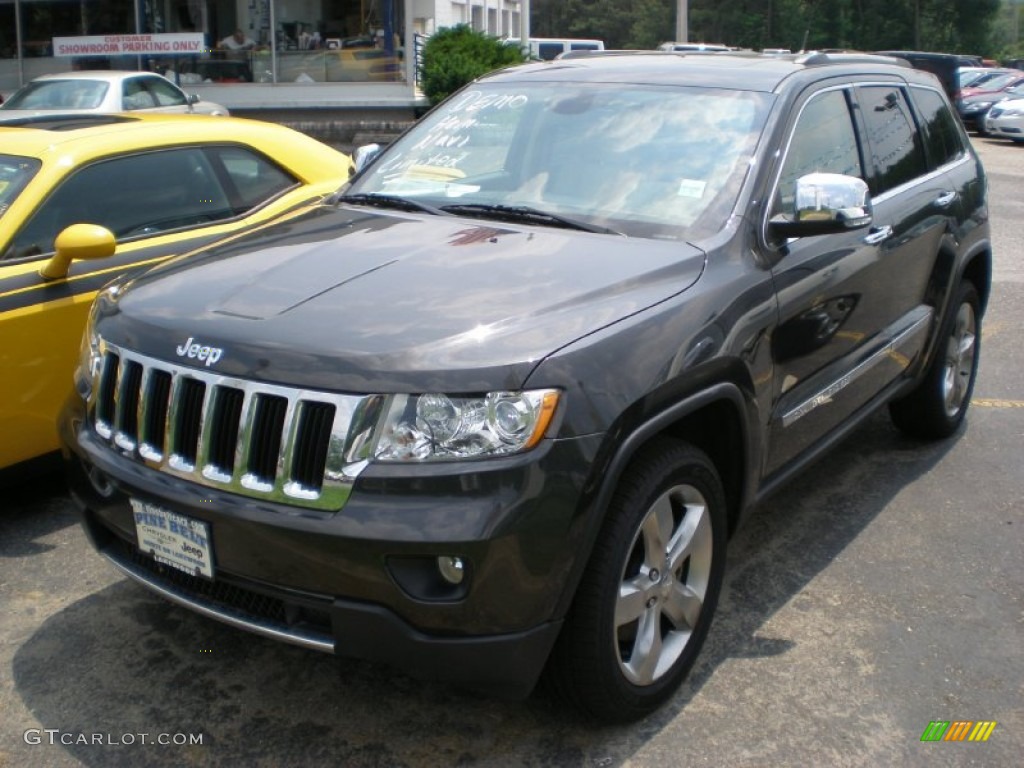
left=89, top=341, right=385, bottom=511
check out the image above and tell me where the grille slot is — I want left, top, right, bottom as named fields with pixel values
left=173, top=378, right=206, bottom=469
left=95, top=353, right=120, bottom=436
left=87, top=342, right=381, bottom=511
left=206, top=386, right=244, bottom=478
left=291, top=402, right=337, bottom=492
left=247, top=394, right=288, bottom=485
left=114, top=360, right=143, bottom=449
left=140, top=370, right=172, bottom=461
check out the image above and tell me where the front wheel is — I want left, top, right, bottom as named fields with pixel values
left=545, top=439, right=727, bottom=723
left=889, top=281, right=981, bottom=439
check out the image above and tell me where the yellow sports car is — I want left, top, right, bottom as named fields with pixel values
left=0, top=113, right=353, bottom=476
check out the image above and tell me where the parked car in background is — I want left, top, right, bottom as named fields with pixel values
left=61, top=52, right=989, bottom=723
left=505, top=37, right=605, bottom=61
left=958, top=82, right=1024, bottom=133
left=330, top=47, right=403, bottom=81
left=0, top=71, right=229, bottom=119
left=876, top=50, right=963, bottom=101
left=957, top=69, right=1024, bottom=101
left=985, top=96, right=1024, bottom=142
left=0, top=114, right=353, bottom=477
left=958, top=67, right=992, bottom=89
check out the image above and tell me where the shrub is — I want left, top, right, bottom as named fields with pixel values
left=420, top=25, right=526, bottom=106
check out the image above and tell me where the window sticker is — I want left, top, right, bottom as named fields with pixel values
left=677, top=179, right=707, bottom=198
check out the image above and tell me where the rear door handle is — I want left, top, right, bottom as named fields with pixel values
left=863, top=225, right=893, bottom=245
left=935, top=191, right=957, bottom=207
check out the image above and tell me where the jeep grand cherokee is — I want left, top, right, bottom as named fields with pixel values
left=60, top=52, right=991, bottom=723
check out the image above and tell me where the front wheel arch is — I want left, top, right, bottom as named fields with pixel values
left=551, top=382, right=753, bottom=624
left=544, top=437, right=728, bottom=722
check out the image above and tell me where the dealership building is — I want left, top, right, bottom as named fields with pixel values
left=0, top=1, right=529, bottom=116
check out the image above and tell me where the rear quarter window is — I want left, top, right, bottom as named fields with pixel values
left=910, top=86, right=967, bottom=169
left=856, top=86, right=928, bottom=195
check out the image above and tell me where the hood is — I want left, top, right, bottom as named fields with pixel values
left=101, top=205, right=706, bottom=393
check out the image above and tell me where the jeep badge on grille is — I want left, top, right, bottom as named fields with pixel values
left=175, top=336, right=223, bottom=367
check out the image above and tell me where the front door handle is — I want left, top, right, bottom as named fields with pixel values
left=935, top=191, right=957, bottom=207
left=863, top=225, right=893, bottom=245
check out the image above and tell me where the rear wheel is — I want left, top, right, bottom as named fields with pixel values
left=890, top=281, right=980, bottom=439
left=546, top=439, right=727, bottom=723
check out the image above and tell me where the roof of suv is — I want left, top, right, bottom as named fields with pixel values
left=487, top=51, right=921, bottom=93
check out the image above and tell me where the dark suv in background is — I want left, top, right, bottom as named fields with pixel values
left=61, top=52, right=990, bottom=723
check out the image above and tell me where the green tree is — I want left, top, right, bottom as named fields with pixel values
left=420, top=25, right=526, bottom=106
left=626, top=0, right=676, bottom=49
left=533, top=0, right=1002, bottom=55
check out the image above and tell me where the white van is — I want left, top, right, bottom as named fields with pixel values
left=506, top=38, right=605, bottom=61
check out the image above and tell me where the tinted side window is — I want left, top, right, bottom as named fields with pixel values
left=772, top=89, right=863, bottom=218
left=856, top=86, right=928, bottom=194
left=911, top=86, right=966, bottom=170
left=211, top=146, right=297, bottom=209
left=9, top=149, right=234, bottom=256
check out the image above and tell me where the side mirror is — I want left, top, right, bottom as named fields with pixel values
left=187, top=93, right=201, bottom=105
left=353, top=143, right=382, bottom=174
left=769, top=173, right=872, bottom=239
left=39, top=224, right=116, bottom=281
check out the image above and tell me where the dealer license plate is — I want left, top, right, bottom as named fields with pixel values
left=131, top=499, right=214, bottom=579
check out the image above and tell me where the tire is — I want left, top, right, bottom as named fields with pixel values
left=889, top=281, right=981, bottom=439
left=545, top=438, right=727, bottom=723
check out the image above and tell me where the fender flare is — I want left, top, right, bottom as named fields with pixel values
left=551, top=381, right=755, bottom=620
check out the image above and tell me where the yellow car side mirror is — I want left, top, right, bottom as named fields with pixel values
left=39, top=224, right=117, bottom=281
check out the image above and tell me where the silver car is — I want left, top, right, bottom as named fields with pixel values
left=985, top=97, right=1024, bottom=143
left=0, top=70, right=228, bottom=118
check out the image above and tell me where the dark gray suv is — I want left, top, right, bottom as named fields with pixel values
left=61, top=52, right=990, bottom=723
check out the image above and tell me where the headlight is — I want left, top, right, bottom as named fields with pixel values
left=74, top=300, right=105, bottom=396
left=75, top=283, right=125, bottom=396
left=374, top=390, right=560, bottom=461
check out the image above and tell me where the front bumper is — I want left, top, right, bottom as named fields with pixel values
left=985, top=116, right=1024, bottom=140
left=62, top=395, right=604, bottom=698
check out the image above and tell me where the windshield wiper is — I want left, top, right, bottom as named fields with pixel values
left=440, top=203, right=622, bottom=235
left=332, top=192, right=448, bottom=216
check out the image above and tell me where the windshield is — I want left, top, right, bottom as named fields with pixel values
left=972, top=73, right=1018, bottom=92
left=349, top=82, right=771, bottom=241
left=2, top=80, right=109, bottom=110
left=0, top=155, right=41, bottom=218
left=958, top=69, right=989, bottom=88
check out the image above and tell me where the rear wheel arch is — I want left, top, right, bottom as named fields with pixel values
left=918, top=241, right=990, bottom=369
left=959, top=247, right=991, bottom=315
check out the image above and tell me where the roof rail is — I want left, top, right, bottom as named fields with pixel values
left=797, top=51, right=912, bottom=69
left=555, top=49, right=653, bottom=60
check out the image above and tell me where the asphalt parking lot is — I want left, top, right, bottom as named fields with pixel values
left=1, top=137, right=1021, bottom=768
